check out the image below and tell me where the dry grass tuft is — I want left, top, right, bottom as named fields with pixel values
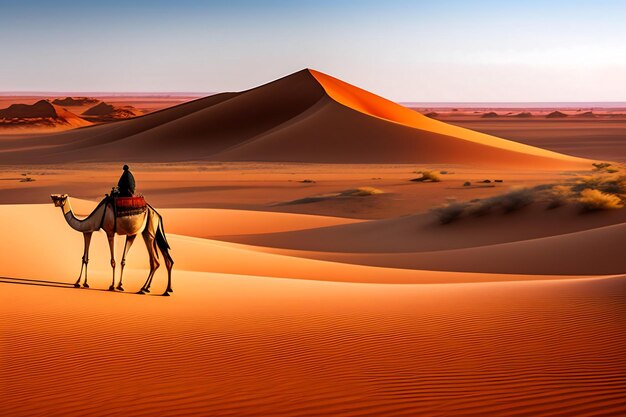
left=433, top=187, right=534, bottom=223
left=434, top=201, right=470, bottom=224
left=578, top=189, right=623, bottom=211
left=470, top=188, right=534, bottom=216
left=340, top=187, right=384, bottom=197
left=572, top=174, right=626, bottom=194
left=279, top=187, right=383, bottom=205
left=546, top=185, right=573, bottom=209
left=411, top=171, right=441, bottom=182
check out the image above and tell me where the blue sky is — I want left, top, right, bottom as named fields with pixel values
left=1, top=0, right=625, bottom=101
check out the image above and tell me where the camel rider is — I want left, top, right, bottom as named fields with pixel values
left=116, top=164, right=136, bottom=197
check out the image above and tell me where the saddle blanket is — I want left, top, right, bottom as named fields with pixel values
left=114, top=196, right=147, bottom=216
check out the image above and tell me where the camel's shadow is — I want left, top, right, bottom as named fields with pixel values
left=0, top=276, right=156, bottom=295
left=0, top=276, right=73, bottom=289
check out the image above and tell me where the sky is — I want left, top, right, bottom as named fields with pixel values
left=1, top=0, right=625, bottom=102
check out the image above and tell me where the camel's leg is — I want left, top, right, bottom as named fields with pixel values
left=82, top=232, right=93, bottom=288
left=138, top=232, right=159, bottom=294
left=107, top=234, right=116, bottom=291
left=160, top=244, right=174, bottom=295
left=117, top=235, right=136, bottom=291
left=74, top=232, right=92, bottom=288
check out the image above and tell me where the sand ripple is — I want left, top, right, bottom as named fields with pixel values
left=2, top=274, right=625, bottom=416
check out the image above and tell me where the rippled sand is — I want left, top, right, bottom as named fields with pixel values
left=2, top=272, right=625, bottom=416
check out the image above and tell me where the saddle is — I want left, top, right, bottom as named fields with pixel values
left=114, top=196, right=147, bottom=217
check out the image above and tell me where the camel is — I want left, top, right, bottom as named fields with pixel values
left=50, top=194, right=173, bottom=296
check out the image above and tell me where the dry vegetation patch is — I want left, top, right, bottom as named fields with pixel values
left=278, top=187, right=384, bottom=205
left=411, top=171, right=441, bottom=182
left=578, top=189, right=623, bottom=211
left=434, top=164, right=626, bottom=224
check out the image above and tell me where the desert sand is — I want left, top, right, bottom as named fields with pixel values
left=1, top=69, right=625, bottom=416
left=410, top=105, right=626, bottom=162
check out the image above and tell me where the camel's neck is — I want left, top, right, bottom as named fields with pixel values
left=61, top=198, right=105, bottom=233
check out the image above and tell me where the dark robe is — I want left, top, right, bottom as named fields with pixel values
left=117, top=170, right=136, bottom=197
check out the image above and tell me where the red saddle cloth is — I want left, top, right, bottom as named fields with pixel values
left=114, top=196, right=147, bottom=216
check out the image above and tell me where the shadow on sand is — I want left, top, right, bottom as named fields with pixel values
left=0, top=276, right=74, bottom=289
left=0, top=276, right=156, bottom=295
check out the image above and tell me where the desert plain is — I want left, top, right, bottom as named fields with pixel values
left=1, top=70, right=625, bottom=416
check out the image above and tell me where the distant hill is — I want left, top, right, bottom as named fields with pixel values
left=52, top=97, right=99, bottom=106
left=0, top=100, right=91, bottom=129
left=82, top=102, right=140, bottom=120
left=546, top=111, right=568, bottom=118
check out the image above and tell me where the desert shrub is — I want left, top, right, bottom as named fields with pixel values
left=467, top=199, right=492, bottom=216
left=411, top=171, right=441, bottom=182
left=431, top=180, right=625, bottom=226
left=571, top=175, right=626, bottom=195
left=278, top=187, right=383, bottom=205
left=339, top=187, right=383, bottom=197
left=546, top=185, right=573, bottom=209
left=578, top=189, right=623, bottom=211
left=470, top=187, right=534, bottom=215
left=500, top=188, right=534, bottom=212
left=434, top=201, right=469, bottom=224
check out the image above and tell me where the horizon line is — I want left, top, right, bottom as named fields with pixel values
left=1, top=92, right=625, bottom=106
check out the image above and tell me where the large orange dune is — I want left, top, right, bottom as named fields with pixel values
left=0, top=70, right=590, bottom=168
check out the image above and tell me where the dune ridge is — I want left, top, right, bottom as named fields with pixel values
left=251, top=221, right=626, bottom=275
left=309, top=70, right=586, bottom=164
left=220, top=203, right=626, bottom=254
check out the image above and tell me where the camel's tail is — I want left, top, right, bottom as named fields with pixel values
left=156, top=220, right=170, bottom=251
left=148, top=204, right=171, bottom=261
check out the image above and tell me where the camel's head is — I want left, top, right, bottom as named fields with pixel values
left=50, top=194, right=69, bottom=207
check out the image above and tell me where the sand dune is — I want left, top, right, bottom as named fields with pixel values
left=69, top=198, right=363, bottom=237
left=2, top=203, right=591, bottom=285
left=221, top=203, right=626, bottom=253
left=255, top=221, right=626, bottom=275
left=1, top=200, right=625, bottom=415
left=0, top=70, right=590, bottom=168
left=2, top=187, right=625, bottom=416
